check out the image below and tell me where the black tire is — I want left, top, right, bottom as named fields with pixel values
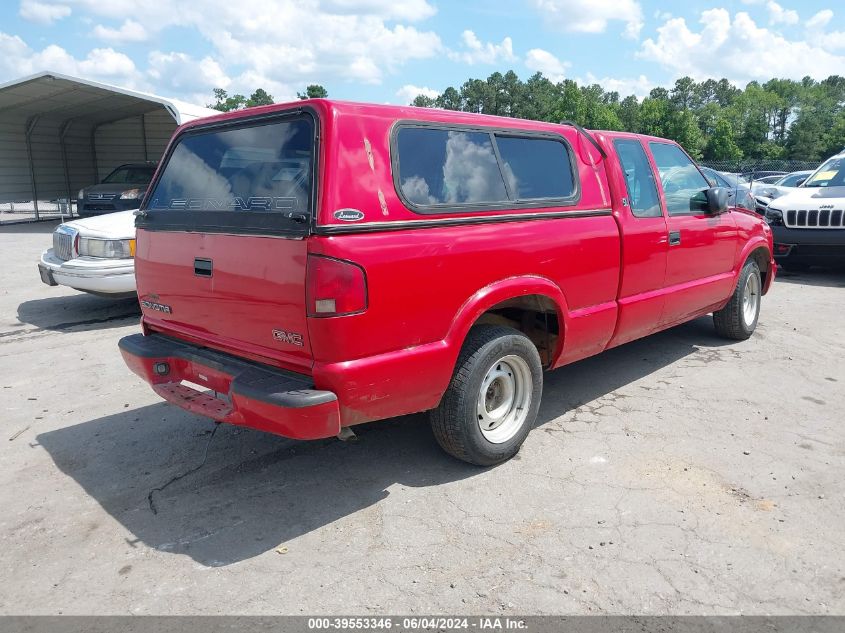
left=713, top=259, right=762, bottom=340
left=430, top=325, right=543, bottom=466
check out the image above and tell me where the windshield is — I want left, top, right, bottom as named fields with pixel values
left=102, top=166, right=155, bottom=184
left=718, top=172, right=748, bottom=188
left=775, top=172, right=808, bottom=187
left=803, top=157, right=845, bottom=188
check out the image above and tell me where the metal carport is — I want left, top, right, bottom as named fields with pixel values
left=0, top=71, right=217, bottom=223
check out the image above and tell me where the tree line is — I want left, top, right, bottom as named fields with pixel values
left=410, top=72, right=845, bottom=162
left=206, top=75, right=844, bottom=161
left=208, top=85, right=328, bottom=112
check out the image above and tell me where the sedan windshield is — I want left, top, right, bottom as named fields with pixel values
left=717, top=172, right=748, bottom=188
left=803, top=157, right=845, bottom=188
left=103, top=167, right=155, bottom=185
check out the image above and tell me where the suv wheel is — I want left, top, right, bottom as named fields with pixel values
left=713, top=259, right=761, bottom=340
left=430, top=325, right=543, bottom=466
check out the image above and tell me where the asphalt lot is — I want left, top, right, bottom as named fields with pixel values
left=1, top=221, right=843, bottom=615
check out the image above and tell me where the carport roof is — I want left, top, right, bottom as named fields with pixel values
left=0, top=70, right=217, bottom=125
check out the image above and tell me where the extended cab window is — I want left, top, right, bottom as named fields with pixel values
left=396, top=128, right=507, bottom=205
left=648, top=142, right=710, bottom=216
left=613, top=139, right=661, bottom=218
left=144, top=115, right=314, bottom=234
left=394, top=125, right=576, bottom=211
left=496, top=136, right=574, bottom=200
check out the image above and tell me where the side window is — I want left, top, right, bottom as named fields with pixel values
left=613, top=139, right=662, bottom=218
left=495, top=136, right=575, bottom=200
left=648, top=142, right=710, bottom=216
left=396, top=128, right=507, bottom=205
left=394, top=125, right=579, bottom=211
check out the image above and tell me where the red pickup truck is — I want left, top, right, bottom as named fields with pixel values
left=119, top=100, right=775, bottom=465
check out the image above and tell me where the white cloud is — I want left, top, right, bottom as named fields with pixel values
left=530, top=0, right=643, bottom=38
left=147, top=51, right=230, bottom=96
left=448, top=30, right=514, bottom=65
left=766, top=1, right=798, bottom=25
left=0, top=32, right=141, bottom=87
left=805, top=10, right=845, bottom=50
left=639, top=9, right=845, bottom=84
left=320, top=0, right=435, bottom=21
left=524, top=48, right=569, bottom=83
left=18, top=0, right=70, bottom=25
left=806, top=9, right=833, bottom=29
left=580, top=73, right=653, bottom=99
left=93, top=19, right=147, bottom=42
left=5, top=0, right=442, bottom=100
left=396, top=84, right=439, bottom=103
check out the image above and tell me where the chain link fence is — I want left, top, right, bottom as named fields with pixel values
left=0, top=200, right=77, bottom=225
left=699, top=159, right=820, bottom=177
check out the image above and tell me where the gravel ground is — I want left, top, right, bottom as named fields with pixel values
left=1, top=221, right=843, bottom=615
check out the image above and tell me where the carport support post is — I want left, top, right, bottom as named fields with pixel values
left=140, top=114, right=148, bottom=162
left=90, top=125, right=100, bottom=185
left=59, top=121, right=73, bottom=220
left=24, top=116, right=39, bottom=221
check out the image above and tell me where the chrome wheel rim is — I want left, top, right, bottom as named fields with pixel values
left=742, top=272, right=760, bottom=327
left=476, top=355, right=532, bottom=444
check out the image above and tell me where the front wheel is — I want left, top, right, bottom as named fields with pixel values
left=713, top=259, right=762, bottom=340
left=430, top=325, right=543, bottom=466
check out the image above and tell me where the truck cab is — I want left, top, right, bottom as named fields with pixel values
left=119, top=100, right=774, bottom=466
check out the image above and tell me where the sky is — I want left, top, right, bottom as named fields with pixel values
left=0, top=0, right=843, bottom=107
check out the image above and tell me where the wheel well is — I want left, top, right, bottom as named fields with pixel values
left=749, top=247, right=771, bottom=291
left=473, top=295, right=560, bottom=367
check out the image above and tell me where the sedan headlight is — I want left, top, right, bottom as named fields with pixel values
left=78, top=238, right=136, bottom=259
left=77, top=189, right=84, bottom=200
left=120, top=188, right=142, bottom=200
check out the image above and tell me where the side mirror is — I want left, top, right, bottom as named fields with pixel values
left=704, top=187, right=729, bottom=214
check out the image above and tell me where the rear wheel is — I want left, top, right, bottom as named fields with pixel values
left=713, top=259, right=761, bottom=340
left=430, top=325, right=543, bottom=466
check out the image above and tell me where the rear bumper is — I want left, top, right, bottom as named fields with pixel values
left=119, top=333, right=341, bottom=440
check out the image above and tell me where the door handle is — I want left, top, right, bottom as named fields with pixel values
left=668, top=231, right=681, bottom=246
left=194, top=258, right=213, bottom=277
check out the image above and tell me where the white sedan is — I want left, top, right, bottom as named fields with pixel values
left=38, top=210, right=136, bottom=297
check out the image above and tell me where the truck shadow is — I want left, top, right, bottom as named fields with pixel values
left=17, top=293, right=140, bottom=332
left=774, top=266, right=845, bottom=288
left=0, top=219, right=62, bottom=234
left=37, top=315, right=732, bottom=567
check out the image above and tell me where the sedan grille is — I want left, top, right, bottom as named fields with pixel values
left=784, top=208, right=845, bottom=229
left=53, top=227, right=76, bottom=261
left=87, top=193, right=117, bottom=201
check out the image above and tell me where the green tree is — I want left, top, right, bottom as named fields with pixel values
left=246, top=88, right=274, bottom=107
left=297, top=84, right=329, bottom=100
left=208, top=88, right=246, bottom=112
left=435, top=86, right=462, bottom=110
left=209, top=87, right=274, bottom=111
left=411, top=94, right=437, bottom=108
left=708, top=116, right=743, bottom=159
left=637, top=97, right=670, bottom=137
left=385, top=69, right=845, bottom=161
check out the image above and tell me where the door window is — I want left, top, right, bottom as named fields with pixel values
left=648, top=143, right=710, bottom=216
left=613, top=139, right=662, bottom=218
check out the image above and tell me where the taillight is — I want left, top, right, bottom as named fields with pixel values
left=306, top=255, right=367, bottom=317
